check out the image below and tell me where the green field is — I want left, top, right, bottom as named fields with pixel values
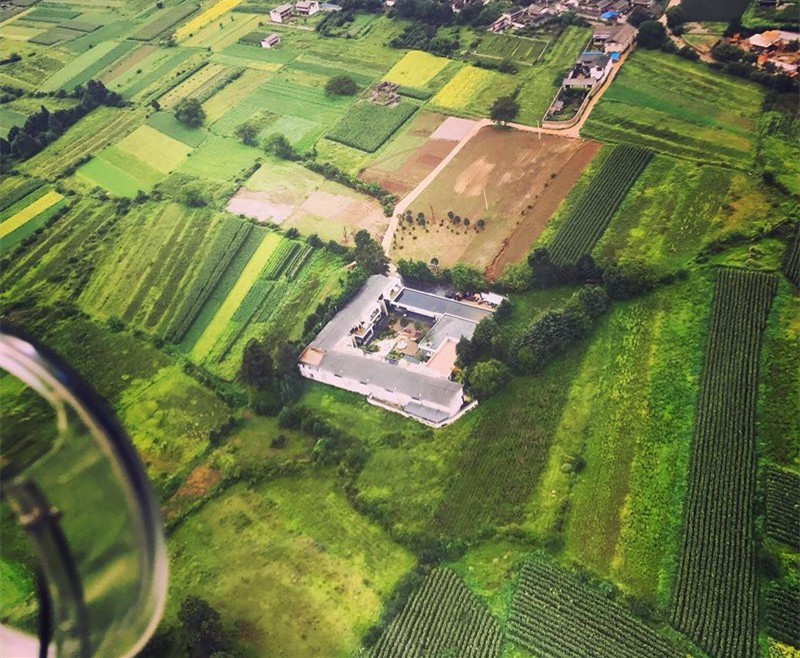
left=475, top=33, right=549, bottom=64
left=326, top=100, right=417, bottom=153
left=583, top=50, right=764, bottom=167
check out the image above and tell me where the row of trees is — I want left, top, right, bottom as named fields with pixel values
left=0, top=80, right=124, bottom=163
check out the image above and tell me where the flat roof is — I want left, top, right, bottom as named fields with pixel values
left=392, top=288, right=492, bottom=323
left=404, top=401, right=451, bottom=424
left=310, top=275, right=397, bottom=352
left=273, top=3, right=293, bottom=10
left=419, top=314, right=477, bottom=353
left=320, top=350, right=462, bottom=408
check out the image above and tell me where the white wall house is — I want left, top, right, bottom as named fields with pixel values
left=295, top=0, right=320, bottom=15
left=270, top=3, right=294, bottom=22
left=563, top=53, right=613, bottom=88
left=260, top=33, right=281, bottom=48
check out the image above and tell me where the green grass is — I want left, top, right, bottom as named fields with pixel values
left=76, top=152, right=151, bottom=197
left=475, top=33, right=549, bottom=63
left=326, top=100, right=417, bottom=153
left=130, top=3, right=198, bottom=40
left=555, top=277, right=711, bottom=604
left=176, top=132, right=259, bottom=182
left=166, top=469, right=415, bottom=657
left=49, top=39, right=136, bottom=91
left=583, top=50, right=764, bottom=168
left=145, top=111, right=208, bottom=147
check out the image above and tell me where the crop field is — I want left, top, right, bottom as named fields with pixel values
left=430, top=65, right=508, bottom=115
left=112, top=48, right=198, bottom=100
left=100, top=43, right=159, bottom=84
left=765, top=467, right=800, bottom=549
left=130, top=3, right=197, bottom=40
left=392, top=127, right=600, bottom=273
left=360, top=112, right=468, bottom=196
left=326, top=100, right=417, bottom=153
left=175, top=132, right=258, bottom=182
left=227, top=158, right=388, bottom=242
left=546, top=144, right=653, bottom=266
left=41, top=39, right=136, bottom=91
left=0, top=106, right=25, bottom=138
left=182, top=11, right=259, bottom=51
left=383, top=50, right=450, bottom=88
left=202, top=68, right=272, bottom=122
left=508, top=560, right=683, bottom=657
left=166, top=471, right=414, bottom=657
left=157, top=62, right=227, bottom=108
left=0, top=188, right=65, bottom=248
left=371, top=568, right=502, bottom=658
left=475, top=33, right=549, bottom=63
left=595, top=157, right=788, bottom=275
left=115, top=124, right=193, bottom=173
left=174, top=0, right=243, bottom=41
left=145, top=110, right=208, bottom=147
left=584, top=50, right=764, bottom=167
left=671, top=268, right=777, bottom=658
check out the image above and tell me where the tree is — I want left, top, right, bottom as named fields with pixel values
left=178, top=596, right=230, bottom=658
left=637, top=20, right=668, bottom=49
left=476, top=219, right=486, bottom=230
left=235, top=121, right=259, bottom=146
left=240, top=339, right=273, bottom=390
left=262, top=133, right=297, bottom=160
left=325, top=74, right=358, bottom=96
left=468, top=359, right=510, bottom=398
left=175, top=97, right=205, bottom=127
left=182, top=184, right=208, bottom=207
left=527, top=247, right=561, bottom=288
left=665, top=6, right=685, bottom=32
left=603, top=260, right=657, bottom=299
left=10, top=131, right=41, bottom=159
left=450, top=264, right=486, bottom=293
left=490, top=95, right=519, bottom=125
left=354, top=229, right=389, bottom=275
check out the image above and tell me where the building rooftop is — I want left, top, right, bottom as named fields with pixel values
left=320, top=350, right=463, bottom=408
left=419, top=314, right=478, bottom=354
left=392, top=288, right=493, bottom=323
left=272, top=3, right=293, bottom=11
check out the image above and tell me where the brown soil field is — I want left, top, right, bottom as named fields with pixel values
left=360, top=113, right=472, bottom=197
left=101, top=44, right=159, bottom=84
left=390, top=127, right=600, bottom=275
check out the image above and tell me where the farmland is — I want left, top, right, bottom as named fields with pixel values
left=391, top=127, right=600, bottom=272
left=546, top=144, right=653, bottom=266
left=584, top=50, right=764, bottom=167
left=370, top=568, right=502, bottom=658
left=671, top=268, right=777, bottom=658
left=1, top=1, right=798, bottom=655
left=508, top=560, right=683, bottom=657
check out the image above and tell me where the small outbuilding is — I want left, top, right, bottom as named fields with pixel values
left=260, top=33, right=281, bottom=48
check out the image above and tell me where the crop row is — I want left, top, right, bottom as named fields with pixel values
left=784, top=223, right=799, bottom=287
left=548, top=144, right=652, bottom=266
left=670, top=267, right=778, bottom=658
left=165, top=220, right=254, bottom=343
left=0, top=178, right=45, bottom=216
left=370, top=568, right=502, bottom=658
left=189, top=67, right=243, bottom=105
left=284, top=244, right=313, bottom=280
left=261, top=239, right=299, bottom=279
left=327, top=101, right=417, bottom=153
left=765, top=467, right=799, bottom=550
left=131, top=4, right=198, bottom=41
left=766, top=579, right=800, bottom=649
left=508, top=560, right=682, bottom=658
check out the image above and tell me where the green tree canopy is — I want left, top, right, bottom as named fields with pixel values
left=450, top=264, right=487, bottom=293
left=325, top=74, right=358, bottom=97
left=175, top=97, right=205, bottom=127
left=468, top=359, right=510, bottom=399
left=234, top=120, right=259, bottom=146
left=490, top=95, right=520, bottom=125
left=637, top=20, right=668, bottom=49
left=354, top=229, right=389, bottom=275
left=262, top=133, right=298, bottom=160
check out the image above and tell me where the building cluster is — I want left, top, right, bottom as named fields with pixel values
left=269, top=0, right=341, bottom=23
left=562, top=24, right=634, bottom=88
left=485, top=0, right=655, bottom=35
left=744, top=30, right=800, bottom=75
left=298, top=275, right=504, bottom=427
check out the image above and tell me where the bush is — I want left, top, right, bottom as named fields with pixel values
left=603, top=260, right=657, bottom=299
left=325, top=74, right=358, bottom=96
left=468, top=359, right=510, bottom=398
left=174, top=97, right=205, bottom=127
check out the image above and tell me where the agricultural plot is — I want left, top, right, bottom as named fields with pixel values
left=29, top=27, right=84, bottom=45
left=475, top=33, right=549, bottom=64
left=766, top=579, right=800, bottom=650
left=100, top=43, right=159, bottom=85
left=583, top=50, right=764, bottom=168
left=112, top=48, right=198, bottom=100
left=0, top=42, right=72, bottom=89
left=0, top=187, right=66, bottom=249
left=671, top=268, right=778, bottom=658
left=157, top=62, right=227, bottom=108
left=370, top=568, right=502, bottom=658
left=392, top=127, right=600, bottom=272
left=508, top=560, right=683, bottom=658
left=765, top=467, right=800, bottom=549
left=430, top=65, right=516, bottom=117
left=175, top=133, right=257, bottom=182
left=0, top=106, right=25, bottom=138
left=166, top=470, right=414, bottom=657
left=182, top=11, right=259, bottom=51
left=326, top=100, right=416, bottom=153
left=202, top=68, right=272, bottom=123
left=360, top=112, right=471, bottom=196
left=546, top=144, right=653, bottom=266
left=145, top=110, right=207, bottom=147
left=174, top=0, right=243, bottom=41
left=383, top=50, right=450, bottom=88
left=40, top=39, right=136, bottom=91
left=130, top=3, right=197, bottom=40
left=115, top=124, right=193, bottom=173
left=227, top=158, right=388, bottom=243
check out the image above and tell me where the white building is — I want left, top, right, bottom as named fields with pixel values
left=298, top=275, right=495, bottom=427
left=295, top=0, right=320, bottom=14
left=563, top=52, right=613, bottom=89
left=270, top=3, right=293, bottom=22
left=260, top=33, right=281, bottom=48
left=592, top=23, right=637, bottom=54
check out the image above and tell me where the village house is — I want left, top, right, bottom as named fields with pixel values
left=295, top=0, right=320, bottom=15
left=592, top=23, right=637, bottom=54
left=260, top=33, right=281, bottom=48
left=320, top=2, right=343, bottom=10
left=563, top=52, right=613, bottom=89
left=488, top=3, right=555, bottom=33
left=270, top=2, right=294, bottom=22
left=298, top=275, right=500, bottom=427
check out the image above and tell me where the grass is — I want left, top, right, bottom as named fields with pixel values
left=175, top=0, right=244, bottom=41
left=176, top=132, right=259, bottom=182
left=145, top=111, right=208, bottom=147
left=383, top=50, right=451, bottom=88
left=191, top=232, right=281, bottom=361
left=130, top=3, right=197, bottom=40
left=166, top=470, right=415, bottom=657
left=475, top=33, right=549, bottom=63
left=326, top=100, right=417, bottom=153
left=583, top=49, right=764, bottom=168
left=39, top=39, right=120, bottom=91
left=76, top=154, right=148, bottom=197
left=115, top=124, right=193, bottom=174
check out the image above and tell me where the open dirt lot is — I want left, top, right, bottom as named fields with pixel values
left=360, top=113, right=475, bottom=197
left=389, top=127, right=600, bottom=274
